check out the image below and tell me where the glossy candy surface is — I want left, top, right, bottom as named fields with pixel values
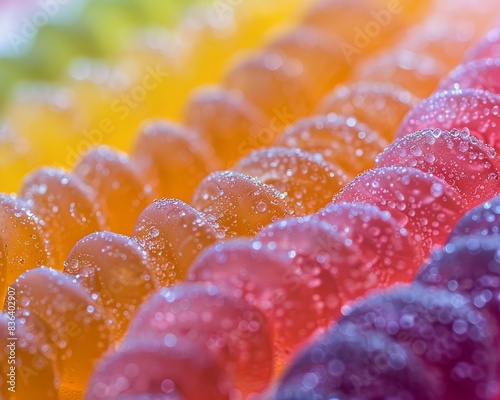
left=191, top=171, right=292, bottom=238
left=376, top=128, right=500, bottom=208
left=275, top=113, right=387, bottom=177
left=74, top=146, right=154, bottom=235
left=10, top=268, right=112, bottom=391
left=133, top=199, right=219, bottom=286
left=334, top=166, right=466, bottom=252
left=233, top=147, right=347, bottom=215
left=317, top=81, right=419, bottom=142
left=64, top=231, right=158, bottom=339
left=125, top=283, right=274, bottom=395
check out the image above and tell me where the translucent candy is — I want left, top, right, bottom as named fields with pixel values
left=316, top=81, right=419, bottom=142
left=11, top=268, right=112, bottom=391
left=73, top=146, right=155, bottom=236
left=397, top=89, right=500, bottom=152
left=223, top=27, right=349, bottom=119
left=191, top=171, right=292, bottom=238
left=64, top=231, right=158, bottom=339
left=125, top=283, right=274, bottom=395
left=131, top=120, right=220, bottom=202
left=257, top=216, right=369, bottom=321
left=439, top=58, right=500, bottom=94
left=333, top=166, right=466, bottom=252
left=0, top=194, right=48, bottom=299
left=275, top=113, right=387, bottom=178
left=274, top=325, right=436, bottom=400
left=0, top=312, right=59, bottom=399
left=301, top=0, right=429, bottom=54
left=84, top=339, right=232, bottom=400
left=339, top=284, right=497, bottom=400
left=376, top=128, right=500, bottom=208
left=133, top=199, right=219, bottom=286
left=184, top=86, right=271, bottom=166
left=466, top=28, right=500, bottom=61
left=316, top=202, right=423, bottom=284
left=19, top=168, right=106, bottom=269
left=186, top=239, right=320, bottom=363
left=417, top=236, right=500, bottom=326
left=233, top=147, right=347, bottom=215
left=399, top=16, right=479, bottom=68
left=448, top=196, right=500, bottom=238
left=353, top=50, right=447, bottom=98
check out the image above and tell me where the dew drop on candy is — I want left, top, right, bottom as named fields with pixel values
left=448, top=196, right=500, bottom=238
left=317, top=81, right=419, bottom=142
left=439, top=58, right=500, bottom=95
left=233, top=147, right=347, bottom=215
left=125, top=283, right=274, bottom=395
left=274, top=325, right=437, bottom=400
left=64, top=231, right=158, bottom=339
left=275, top=113, right=387, bottom=178
left=11, top=267, right=112, bottom=391
left=191, top=170, right=292, bottom=238
left=19, top=167, right=106, bottom=269
left=0, top=194, right=48, bottom=299
left=85, top=339, right=232, bottom=400
left=133, top=198, right=219, bottom=286
left=397, top=89, right=500, bottom=153
left=376, top=128, right=500, bottom=208
left=187, top=239, right=320, bottom=364
left=339, top=284, right=498, bottom=400
left=316, top=202, right=424, bottom=284
left=334, top=166, right=466, bottom=253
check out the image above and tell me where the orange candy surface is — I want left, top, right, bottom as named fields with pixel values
left=74, top=146, right=155, bottom=235
left=0, top=195, right=48, bottom=299
left=275, top=113, right=387, bottom=177
left=19, top=168, right=106, bottom=269
left=10, top=268, right=112, bottom=391
left=233, top=147, right=347, bottom=215
left=133, top=199, right=220, bottom=286
left=131, top=121, right=220, bottom=202
left=64, top=231, right=158, bottom=339
left=317, top=81, right=419, bottom=142
left=191, top=171, right=292, bottom=238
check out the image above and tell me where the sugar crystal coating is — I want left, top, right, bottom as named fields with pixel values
left=449, top=196, right=500, bottom=238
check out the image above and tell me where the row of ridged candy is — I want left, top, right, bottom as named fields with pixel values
left=271, top=23, right=500, bottom=400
